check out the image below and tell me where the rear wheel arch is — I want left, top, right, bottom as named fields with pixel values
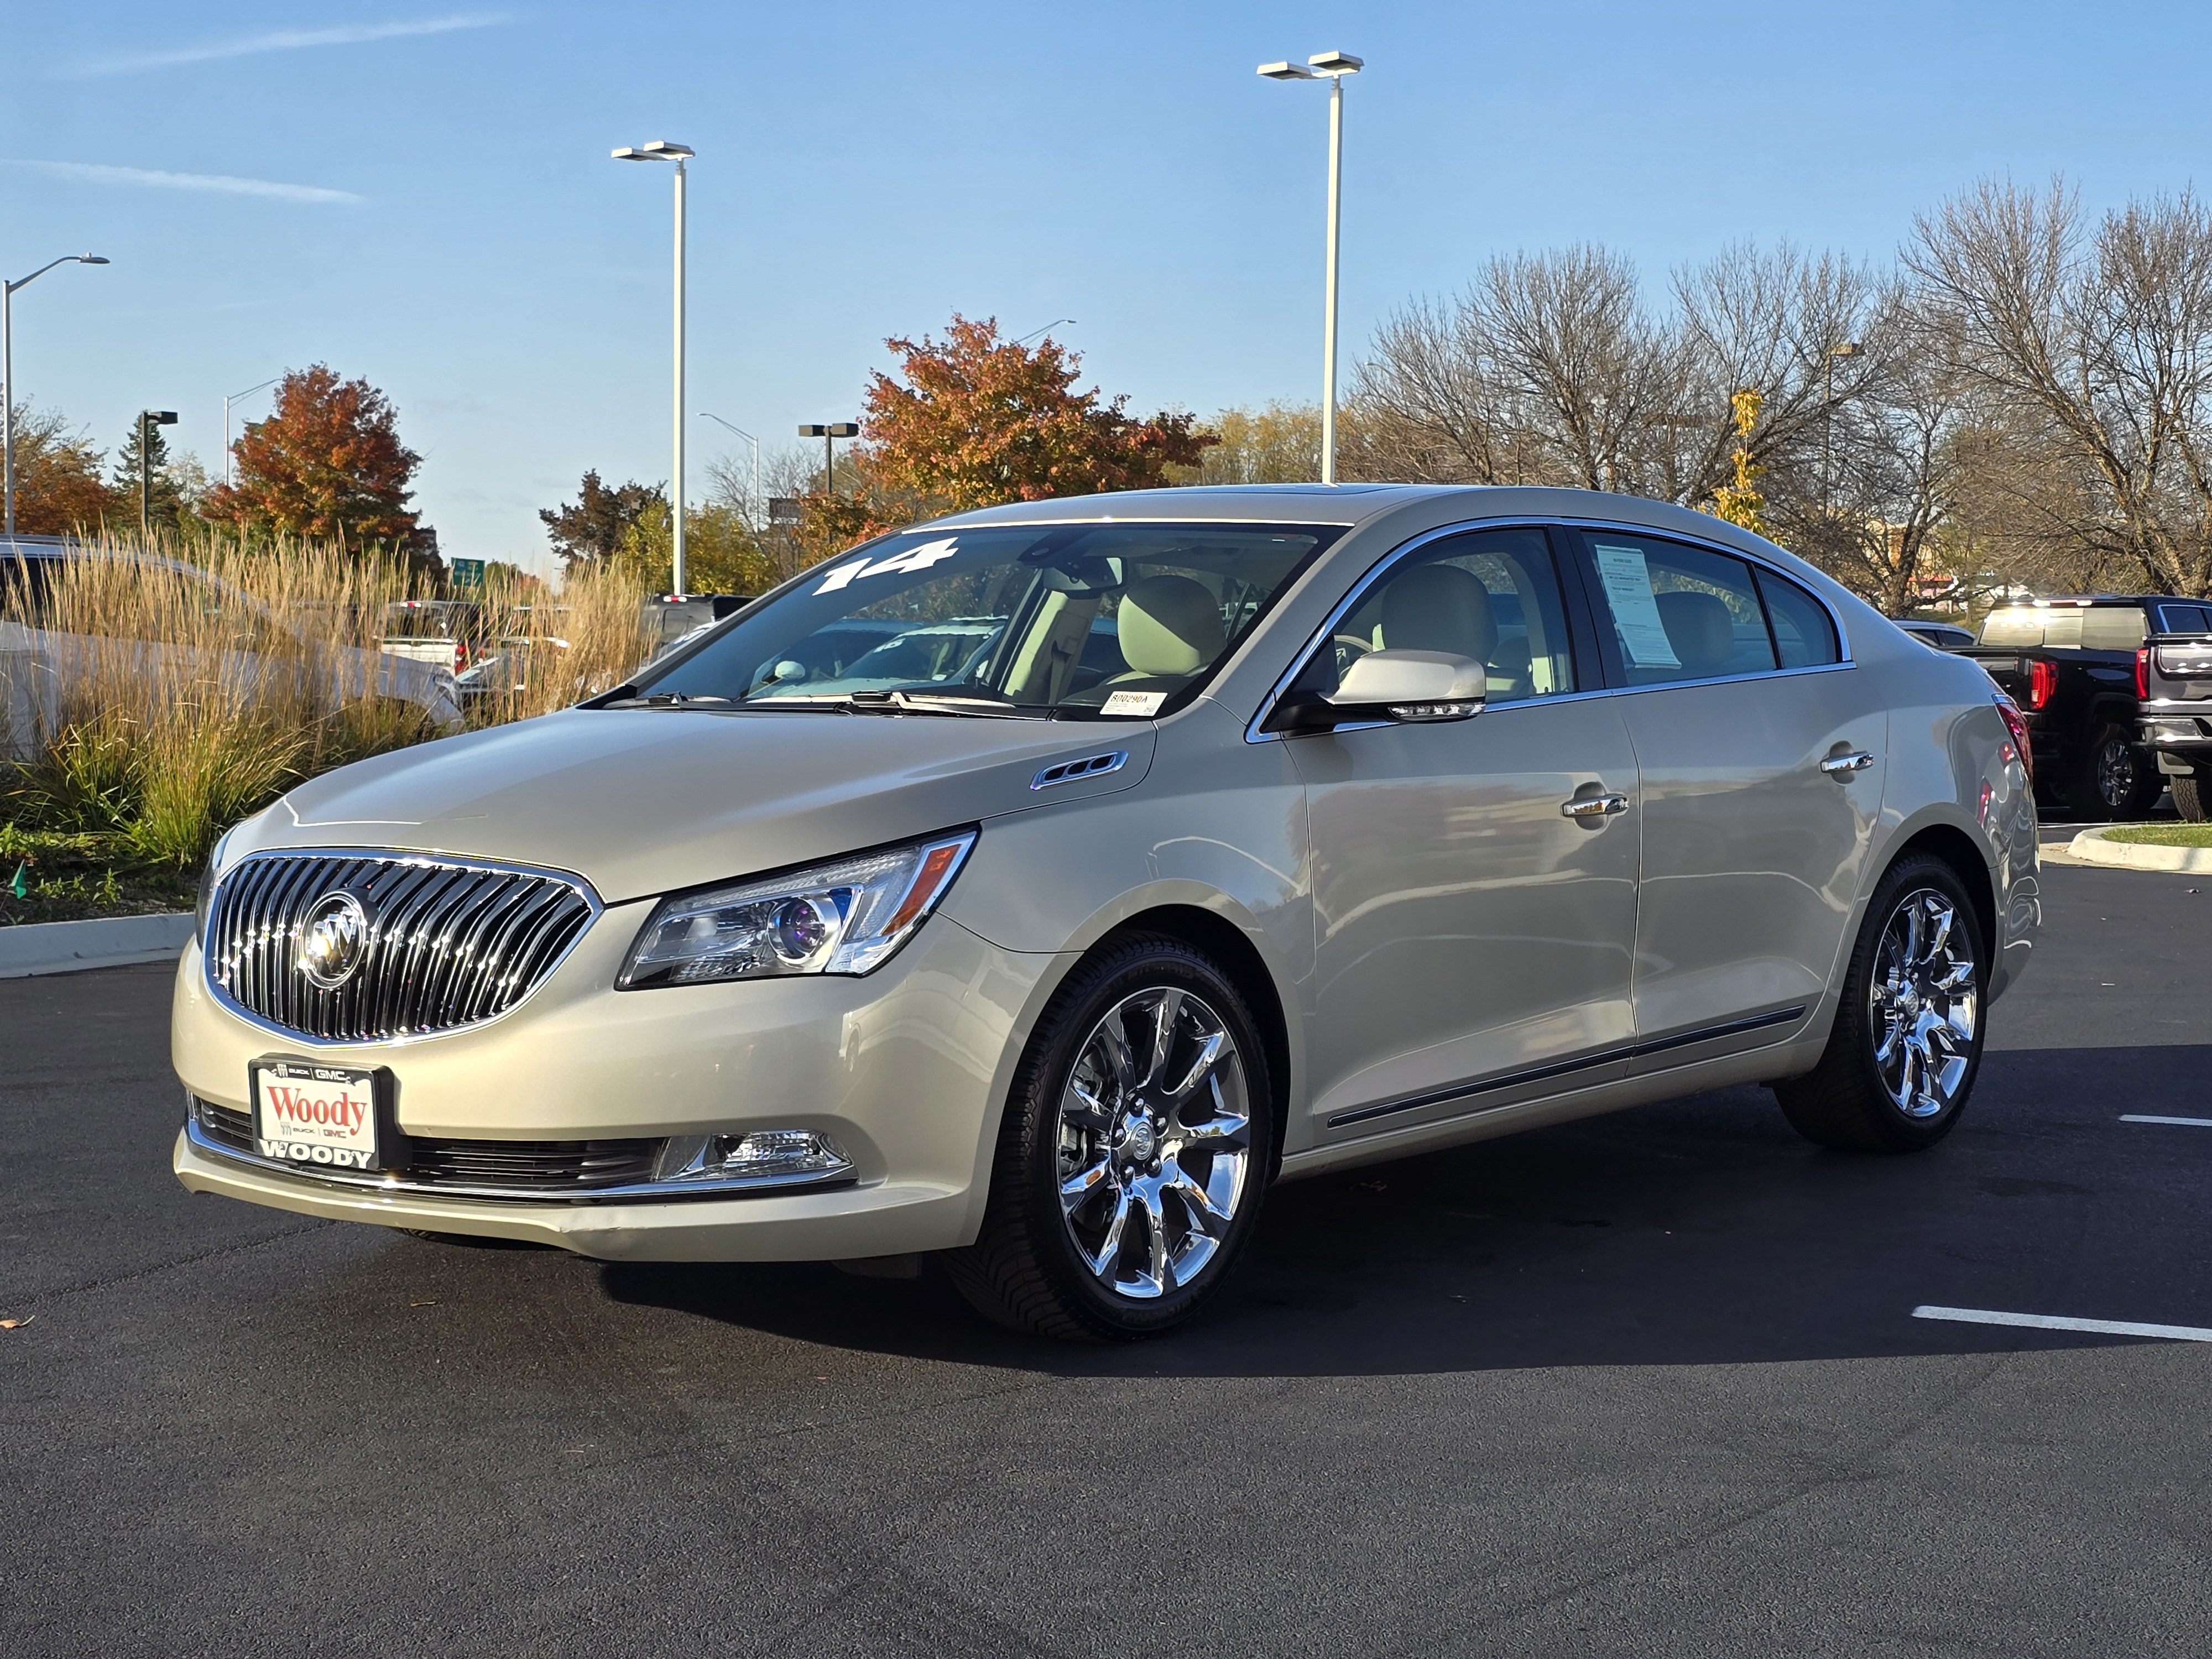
left=1888, top=823, right=1997, bottom=961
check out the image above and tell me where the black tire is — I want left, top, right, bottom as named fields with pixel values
left=2172, top=766, right=2211, bottom=823
left=2080, top=723, right=2163, bottom=820
left=1773, top=854, right=1987, bottom=1154
left=943, top=935, right=1275, bottom=1341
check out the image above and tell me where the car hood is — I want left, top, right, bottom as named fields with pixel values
left=243, top=708, right=1155, bottom=903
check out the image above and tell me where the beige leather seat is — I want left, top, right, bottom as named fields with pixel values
left=1109, top=575, right=1225, bottom=689
left=1379, top=564, right=1497, bottom=661
left=1656, top=590, right=1736, bottom=675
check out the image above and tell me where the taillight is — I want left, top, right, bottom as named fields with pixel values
left=1995, top=693, right=2033, bottom=784
left=2136, top=645, right=2151, bottom=700
left=2028, top=658, right=2058, bottom=709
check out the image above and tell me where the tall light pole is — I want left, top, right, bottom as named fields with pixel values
left=1259, top=50, right=1362, bottom=485
left=700, top=413, right=760, bottom=523
left=138, top=410, right=178, bottom=538
left=224, top=377, right=278, bottom=488
left=3, top=253, right=109, bottom=536
left=1822, top=340, right=1863, bottom=513
left=799, top=422, right=858, bottom=494
left=613, top=139, right=695, bottom=592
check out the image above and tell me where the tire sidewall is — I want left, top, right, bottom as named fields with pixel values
left=1005, top=940, right=1274, bottom=1338
left=1838, top=857, right=1988, bottom=1150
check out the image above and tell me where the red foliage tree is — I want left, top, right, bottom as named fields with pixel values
left=808, top=316, right=1213, bottom=554
left=204, top=365, right=420, bottom=548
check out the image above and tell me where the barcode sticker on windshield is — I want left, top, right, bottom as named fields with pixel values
left=1590, top=544, right=1682, bottom=667
left=1101, top=690, right=1166, bottom=716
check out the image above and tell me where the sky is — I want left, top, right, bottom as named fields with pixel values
left=8, top=1, right=2212, bottom=573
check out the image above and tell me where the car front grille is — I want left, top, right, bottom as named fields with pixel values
left=191, top=1097, right=661, bottom=1193
left=204, top=850, right=597, bottom=1042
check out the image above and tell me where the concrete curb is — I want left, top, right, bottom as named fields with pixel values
left=2067, top=827, right=2212, bottom=874
left=0, top=912, right=192, bottom=979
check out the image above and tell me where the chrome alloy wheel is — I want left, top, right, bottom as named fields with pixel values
left=1868, top=888, right=1979, bottom=1119
left=2097, top=734, right=2140, bottom=812
left=1055, top=987, right=1253, bottom=1301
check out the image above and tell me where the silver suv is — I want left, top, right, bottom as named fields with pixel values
left=172, top=486, right=2039, bottom=1339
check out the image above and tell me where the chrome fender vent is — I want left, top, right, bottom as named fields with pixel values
left=1031, top=750, right=1129, bottom=790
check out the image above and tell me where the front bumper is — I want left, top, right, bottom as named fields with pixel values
left=170, top=906, right=1065, bottom=1261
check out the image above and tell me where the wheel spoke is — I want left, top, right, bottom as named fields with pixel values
left=1061, top=1155, right=1112, bottom=1217
left=1094, top=1015, right=1140, bottom=1094
left=1082, top=1188, right=1131, bottom=1281
left=1142, top=989, right=1185, bottom=1089
left=1165, top=1030, right=1225, bottom=1099
left=1923, top=901, right=1954, bottom=959
left=1064, top=1076, right=1114, bottom=1133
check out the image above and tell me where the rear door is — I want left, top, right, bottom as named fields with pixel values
left=1567, top=528, right=1885, bottom=1068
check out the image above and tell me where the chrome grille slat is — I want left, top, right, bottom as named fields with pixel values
left=205, top=850, right=598, bottom=1044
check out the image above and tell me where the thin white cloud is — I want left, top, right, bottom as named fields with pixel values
left=66, top=14, right=507, bottom=77
left=4, top=160, right=363, bottom=205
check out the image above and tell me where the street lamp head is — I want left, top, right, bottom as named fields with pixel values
left=613, top=140, right=695, bottom=162
left=79, top=255, right=110, bottom=265
left=1307, top=50, right=1364, bottom=74
left=1257, top=60, right=1317, bottom=80
left=799, top=422, right=860, bottom=439
left=143, top=411, right=178, bottom=425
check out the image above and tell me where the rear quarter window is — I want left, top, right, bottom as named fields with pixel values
left=2080, top=608, right=2148, bottom=650
left=1753, top=569, right=1841, bottom=667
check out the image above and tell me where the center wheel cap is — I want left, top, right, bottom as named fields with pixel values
left=1116, top=1114, right=1157, bottom=1165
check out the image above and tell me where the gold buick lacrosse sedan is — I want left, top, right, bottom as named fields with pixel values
left=173, top=486, right=2039, bottom=1339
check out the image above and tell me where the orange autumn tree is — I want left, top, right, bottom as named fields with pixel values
left=205, top=364, right=420, bottom=549
left=807, top=316, right=1213, bottom=557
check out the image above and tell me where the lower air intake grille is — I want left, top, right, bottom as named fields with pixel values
left=191, top=1097, right=660, bottom=1193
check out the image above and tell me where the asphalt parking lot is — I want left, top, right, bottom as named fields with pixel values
left=3, top=857, right=2208, bottom=1658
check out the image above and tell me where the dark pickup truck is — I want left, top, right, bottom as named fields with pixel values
left=1954, top=595, right=2204, bottom=819
left=2137, top=602, right=2212, bottom=821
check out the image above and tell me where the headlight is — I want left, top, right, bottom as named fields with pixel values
left=618, top=829, right=977, bottom=989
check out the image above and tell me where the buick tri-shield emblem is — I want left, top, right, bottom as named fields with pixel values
left=296, top=891, right=371, bottom=989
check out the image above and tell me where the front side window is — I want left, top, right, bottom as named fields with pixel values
left=1297, top=526, right=1579, bottom=706
left=1580, top=533, right=1778, bottom=686
left=622, top=522, right=1339, bottom=718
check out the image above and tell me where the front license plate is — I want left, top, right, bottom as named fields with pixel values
left=251, top=1060, right=381, bottom=1171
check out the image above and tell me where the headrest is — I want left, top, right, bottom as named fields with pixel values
left=1117, top=575, right=1224, bottom=677
left=1657, top=589, right=1736, bottom=673
left=1380, top=565, right=1497, bottom=660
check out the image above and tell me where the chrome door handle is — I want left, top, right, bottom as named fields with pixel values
left=1561, top=791, right=1630, bottom=819
left=1819, top=750, right=1876, bottom=779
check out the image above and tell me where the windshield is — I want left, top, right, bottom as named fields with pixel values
left=618, top=521, right=1340, bottom=717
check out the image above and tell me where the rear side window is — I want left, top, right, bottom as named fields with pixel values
left=2158, top=603, right=2212, bottom=634
left=1754, top=568, right=1841, bottom=667
left=1582, top=534, right=1777, bottom=686
left=2080, top=607, right=2148, bottom=650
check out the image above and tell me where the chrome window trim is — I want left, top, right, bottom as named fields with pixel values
left=1245, top=513, right=1857, bottom=743
left=182, top=1113, right=856, bottom=1204
left=201, top=846, right=604, bottom=1049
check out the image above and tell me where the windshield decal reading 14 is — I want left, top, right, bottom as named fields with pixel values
left=814, top=538, right=961, bottom=595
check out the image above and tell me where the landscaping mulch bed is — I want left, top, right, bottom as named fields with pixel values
left=0, top=826, right=194, bottom=927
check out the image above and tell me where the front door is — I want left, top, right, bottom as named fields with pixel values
left=1568, top=528, right=1885, bottom=1065
left=1288, top=526, right=1642, bottom=1136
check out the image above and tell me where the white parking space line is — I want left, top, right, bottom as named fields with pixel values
left=2119, top=1114, right=2212, bottom=1128
left=1913, top=1305, right=2212, bottom=1343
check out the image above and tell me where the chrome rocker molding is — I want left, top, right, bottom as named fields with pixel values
left=1326, top=1004, right=1809, bottom=1129
left=182, top=1113, right=859, bottom=1206
left=202, top=847, right=604, bottom=1050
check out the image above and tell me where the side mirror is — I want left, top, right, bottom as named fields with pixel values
left=1265, top=649, right=1486, bottom=732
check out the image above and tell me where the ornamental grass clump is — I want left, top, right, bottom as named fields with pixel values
left=3, top=532, right=435, bottom=870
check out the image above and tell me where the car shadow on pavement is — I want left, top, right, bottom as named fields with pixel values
left=597, top=1046, right=2212, bottom=1379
